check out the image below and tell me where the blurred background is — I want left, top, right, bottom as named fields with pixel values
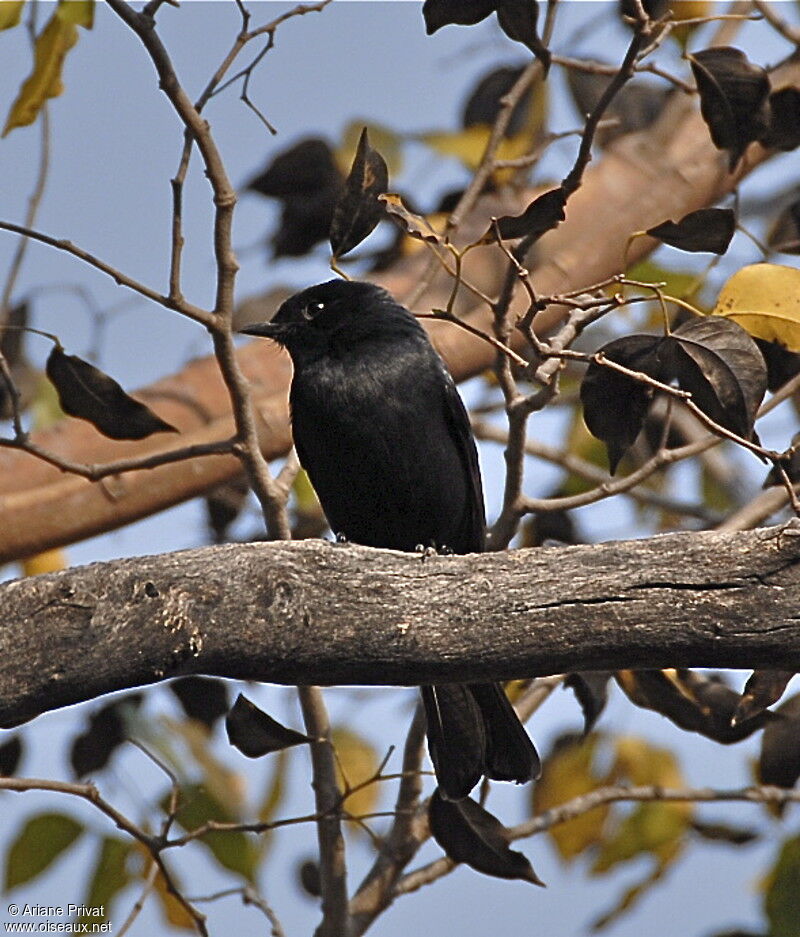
left=2, top=2, right=800, bottom=935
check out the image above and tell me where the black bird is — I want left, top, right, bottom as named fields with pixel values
left=241, top=279, right=539, bottom=799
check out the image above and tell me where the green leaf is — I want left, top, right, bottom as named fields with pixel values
left=625, top=259, right=699, bottom=300
left=0, top=1, right=25, bottom=30
left=5, top=813, right=84, bottom=891
left=3, top=9, right=79, bottom=136
left=765, top=834, right=800, bottom=937
left=166, top=784, right=259, bottom=882
left=80, top=837, right=130, bottom=924
left=712, top=263, right=800, bottom=352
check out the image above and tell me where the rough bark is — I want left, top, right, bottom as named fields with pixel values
left=2, top=522, right=799, bottom=727
left=2, top=55, right=799, bottom=562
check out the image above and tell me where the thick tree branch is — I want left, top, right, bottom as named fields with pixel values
left=2, top=53, right=799, bottom=561
left=1, top=523, right=799, bottom=727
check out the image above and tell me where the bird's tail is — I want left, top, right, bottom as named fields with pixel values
left=421, top=683, right=539, bottom=800
left=468, top=682, right=541, bottom=784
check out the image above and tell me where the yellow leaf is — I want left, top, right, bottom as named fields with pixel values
left=669, top=1, right=712, bottom=47
left=3, top=9, right=79, bottom=136
left=420, top=125, right=495, bottom=170
left=331, top=727, right=380, bottom=826
left=336, top=120, right=403, bottom=177
left=130, top=846, right=194, bottom=931
left=420, top=77, right=546, bottom=180
left=22, top=547, right=67, bottom=576
left=293, top=468, right=322, bottom=515
left=163, top=716, right=246, bottom=817
left=610, top=735, right=684, bottom=788
left=711, top=263, right=800, bottom=352
left=533, top=736, right=610, bottom=861
left=56, top=0, right=94, bottom=28
left=670, top=0, right=712, bottom=21
left=591, top=801, right=688, bottom=873
left=0, top=1, right=25, bottom=30
left=258, top=747, right=289, bottom=824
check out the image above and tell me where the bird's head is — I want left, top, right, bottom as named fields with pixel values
left=239, top=279, right=419, bottom=363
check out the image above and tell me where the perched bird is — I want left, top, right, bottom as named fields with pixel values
left=241, top=279, right=539, bottom=799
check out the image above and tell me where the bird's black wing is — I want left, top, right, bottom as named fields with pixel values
left=439, top=364, right=486, bottom=554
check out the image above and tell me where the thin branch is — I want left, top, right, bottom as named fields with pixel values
left=752, top=0, right=800, bottom=45
left=396, top=782, right=800, bottom=897
left=298, top=685, right=351, bottom=937
left=473, top=418, right=719, bottom=523
left=350, top=706, right=428, bottom=935
left=0, top=776, right=208, bottom=936
left=0, top=436, right=236, bottom=482
left=104, top=0, right=291, bottom=539
left=0, top=220, right=214, bottom=327
left=1, top=100, right=50, bottom=317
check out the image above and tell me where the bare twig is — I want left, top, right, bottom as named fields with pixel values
left=0, top=220, right=214, bottom=327
left=396, top=782, right=800, bottom=897
left=298, top=685, right=350, bottom=937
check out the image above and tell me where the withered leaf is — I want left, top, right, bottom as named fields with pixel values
left=619, top=0, right=669, bottom=19
left=759, top=694, right=800, bottom=795
left=688, top=47, right=771, bottom=171
left=767, top=198, right=800, bottom=256
left=660, top=316, right=767, bottom=441
left=734, top=670, right=794, bottom=724
left=70, top=695, right=143, bottom=777
left=428, top=788, right=544, bottom=884
left=462, top=65, right=529, bottom=136
left=495, top=0, right=550, bottom=72
left=0, top=735, right=22, bottom=777
left=0, top=300, right=37, bottom=419
left=170, top=676, right=230, bottom=729
left=487, top=186, right=566, bottom=243
left=760, top=88, right=800, bottom=153
left=567, top=69, right=669, bottom=145
left=245, top=138, right=344, bottom=259
left=564, top=672, right=613, bottom=735
left=379, top=193, right=444, bottom=246
left=690, top=820, right=758, bottom=846
left=329, top=127, right=389, bottom=259
left=647, top=207, right=735, bottom=255
left=246, top=138, right=340, bottom=198
left=46, top=346, right=177, bottom=440
left=764, top=431, right=800, bottom=489
left=616, top=670, right=769, bottom=744
left=580, top=334, right=662, bottom=473
left=205, top=476, right=251, bottom=545
left=225, top=694, right=311, bottom=758
left=422, top=0, right=495, bottom=33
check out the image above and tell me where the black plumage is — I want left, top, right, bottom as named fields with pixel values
left=241, top=279, right=539, bottom=799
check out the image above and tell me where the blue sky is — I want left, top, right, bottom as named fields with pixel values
left=1, top=3, right=799, bottom=936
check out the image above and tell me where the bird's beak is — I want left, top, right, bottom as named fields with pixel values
left=239, top=321, right=286, bottom=340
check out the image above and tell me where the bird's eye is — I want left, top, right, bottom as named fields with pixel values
left=302, top=301, right=325, bottom=320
